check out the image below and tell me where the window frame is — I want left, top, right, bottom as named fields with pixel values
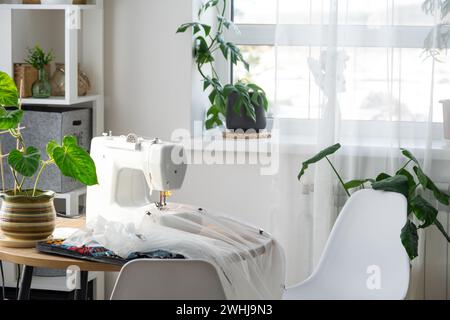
left=222, top=0, right=447, bottom=130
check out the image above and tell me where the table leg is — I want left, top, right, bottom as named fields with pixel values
left=18, top=266, right=34, bottom=301
left=75, top=271, right=89, bottom=300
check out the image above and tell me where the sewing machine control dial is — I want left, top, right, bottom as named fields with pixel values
left=152, top=138, right=162, bottom=145
left=126, top=133, right=139, bottom=144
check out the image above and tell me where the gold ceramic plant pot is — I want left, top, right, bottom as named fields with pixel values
left=0, top=191, right=56, bottom=241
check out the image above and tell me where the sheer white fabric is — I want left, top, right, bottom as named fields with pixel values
left=64, top=204, right=286, bottom=300
left=269, top=0, right=448, bottom=299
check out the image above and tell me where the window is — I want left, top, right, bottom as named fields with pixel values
left=228, top=0, right=450, bottom=122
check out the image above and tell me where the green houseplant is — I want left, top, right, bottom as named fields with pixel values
left=0, top=71, right=98, bottom=242
left=25, top=45, right=54, bottom=99
left=298, top=143, right=450, bottom=260
left=177, top=0, right=269, bottom=131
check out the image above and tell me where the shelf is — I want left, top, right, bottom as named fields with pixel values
left=21, top=94, right=100, bottom=106
left=0, top=1, right=104, bottom=135
left=0, top=4, right=100, bottom=10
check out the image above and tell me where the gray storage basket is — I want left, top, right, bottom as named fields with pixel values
left=2, top=104, right=92, bottom=193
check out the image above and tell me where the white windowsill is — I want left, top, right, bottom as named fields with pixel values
left=182, top=116, right=450, bottom=159
left=184, top=134, right=450, bottom=159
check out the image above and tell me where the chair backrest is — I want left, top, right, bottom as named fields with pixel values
left=110, top=259, right=227, bottom=300
left=311, top=189, right=410, bottom=299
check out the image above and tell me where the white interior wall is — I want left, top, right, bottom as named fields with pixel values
left=104, top=0, right=192, bottom=141
left=12, top=10, right=65, bottom=75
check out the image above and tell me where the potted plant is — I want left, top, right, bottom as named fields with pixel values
left=177, top=0, right=269, bottom=131
left=0, top=71, right=98, bottom=243
left=25, top=44, right=54, bottom=99
left=298, top=144, right=450, bottom=260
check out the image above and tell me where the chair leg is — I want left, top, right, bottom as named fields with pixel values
left=18, top=266, right=34, bottom=301
left=75, top=271, right=89, bottom=300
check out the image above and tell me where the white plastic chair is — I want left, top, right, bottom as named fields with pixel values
left=110, top=259, right=226, bottom=300
left=284, top=189, right=410, bottom=300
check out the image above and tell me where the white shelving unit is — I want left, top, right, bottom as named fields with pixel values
left=0, top=0, right=105, bottom=300
left=0, top=0, right=104, bottom=136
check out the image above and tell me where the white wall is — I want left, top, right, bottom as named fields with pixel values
left=104, top=0, right=192, bottom=141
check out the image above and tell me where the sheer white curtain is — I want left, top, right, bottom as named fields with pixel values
left=271, top=0, right=448, bottom=298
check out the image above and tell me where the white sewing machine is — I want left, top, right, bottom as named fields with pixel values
left=86, top=133, right=187, bottom=227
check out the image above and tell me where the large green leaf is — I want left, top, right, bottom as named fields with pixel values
left=52, top=136, right=98, bottom=186
left=46, top=140, right=59, bottom=160
left=248, top=83, right=269, bottom=112
left=401, top=149, right=420, bottom=166
left=8, top=147, right=41, bottom=177
left=225, top=42, right=249, bottom=71
left=176, top=22, right=211, bottom=36
left=197, top=0, right=219, bottom=17
left=62, top=135, right=77, bottom=147
left=410, top=195, right=438, bottom=228
left=371, top=175, right=409, bottom=198
left=401, top=220, right=419, bottom=260
left=0, top=71, right=19, bottom=107
left=194, top=36, right=215, bottom=65
left=344, top=179, right=373, bottom=190
left=396, top=168, right=416, bottom=189
left=297, top=144, right=341, bottom=181
left=413, top=166, right=449, bottom=206
left=413, top=166, right=428, bottom=188
left=217, top=15, right=235, bottom=30
left=375, top=173, right=391, bottom=182
left=0, top=109, right=24, bottom=130
left=205, top=105, right=223, bottom=130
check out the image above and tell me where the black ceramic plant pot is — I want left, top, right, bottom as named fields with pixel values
left=226, top=92, right=267, bottom=132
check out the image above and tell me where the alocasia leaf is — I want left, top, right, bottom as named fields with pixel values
left=344, top=179, right=374, bottom=190
left=375, top=173, right=391, bottom=182
left=410, top=195, right=438, bottom=228
left=0, top=71, right=19, bottom=107
left=413, top=166, right=449, bottom=206
left=46, top=140, right=59, bottom=159
left=401, top=148, right=420, bottom=166
left=401, top=220, right=419, bottom=260
left=8, top=147, right=41, bottom=177
left=0, top=108, right=23, bottom=130
left=52, top=136, right=98, bottom=186
left=372, top=175, right=409, bottom=198
left=298, top=144, right=341, bottom=180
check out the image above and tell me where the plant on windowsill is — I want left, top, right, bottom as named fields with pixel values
left=176, top=0, right=269, bottom=131
left=0, top=71, right=98, bottom=244
left=25, top=44, right=54, bottom=99
left=297, top=143, right=450, bottom=261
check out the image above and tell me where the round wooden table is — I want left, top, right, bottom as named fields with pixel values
left=0, top=217, right=121, bottom=300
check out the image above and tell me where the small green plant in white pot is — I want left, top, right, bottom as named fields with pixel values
left=0, top=71, right=98, bottom=243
